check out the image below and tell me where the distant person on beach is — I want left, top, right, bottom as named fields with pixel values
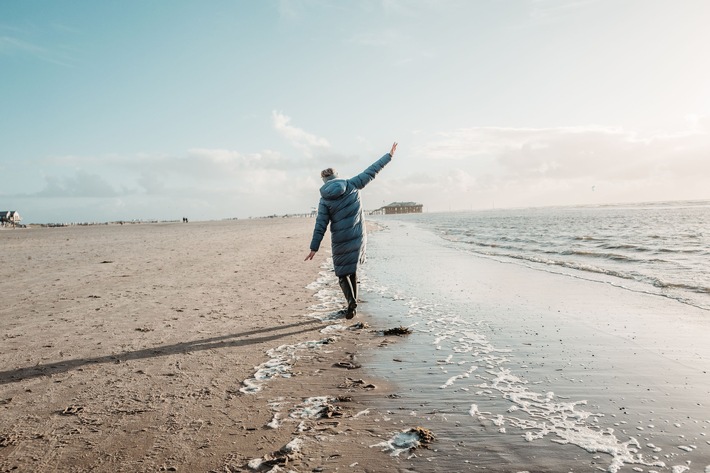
left=305, top=142, right=397, bottom=319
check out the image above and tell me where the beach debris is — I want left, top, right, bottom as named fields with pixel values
left=411, top=426, right=436, bottom=444
left=349, top=321, right=369, bottom=330
left=371, top=426, right=436, bottom=456
left=335, top=395, right=353, bottom=402
left=135, top=327, right=153, bottom=332
left=334, top=361, right=361, bottom=369
left=99, top=260, right=113, bottom=264
left=333, top=353, right=361, bottom=370
left=246, top=437, right=303, bottom=471
left=382, top=326, right=412, bottom=336
left=320, top=323, right=345, bottom=334
left=0, top=398, right=12, bottom=405
left=290, top=396, right=342, bottom=420
left=59, top=405, right=84, bottom=416
left=315, top=403, right=342, bottom=419
left=339, top=377, right=376, bottom=390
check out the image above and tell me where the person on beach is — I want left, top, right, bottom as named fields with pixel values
left=305, top=142, right=398, bottom=319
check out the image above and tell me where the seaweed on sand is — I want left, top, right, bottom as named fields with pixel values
left=382, top=326, right=412, bottom=336
left=409, top=426, right=435, bottom=447
left=373, top=426, right=436, bottom=456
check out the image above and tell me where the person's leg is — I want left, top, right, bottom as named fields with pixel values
left=349, top=273, right=357, bottom=302
left=348, top=273, right=358, bottom=319
left=338, top=273, right=357, bottom=319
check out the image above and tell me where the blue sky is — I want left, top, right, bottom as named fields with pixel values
left=2, top=0, right=709, bottom=223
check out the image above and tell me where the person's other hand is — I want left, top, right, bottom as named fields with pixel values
left=305, top=250, right=317, bottom=261
left=390, top=142, right=398, bottom=156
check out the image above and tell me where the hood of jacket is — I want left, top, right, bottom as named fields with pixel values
left=320, top=178, right=347, bottom=200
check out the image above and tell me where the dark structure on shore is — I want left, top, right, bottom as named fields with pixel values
left=372, top=202, right=423, bottom=215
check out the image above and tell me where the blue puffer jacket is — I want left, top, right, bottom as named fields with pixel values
left=310, top=153, right=392, bottom=277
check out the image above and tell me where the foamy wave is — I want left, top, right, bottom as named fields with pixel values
left=362, top=271, right=667, bottom=472
left=241, top=259, right=345, bottom=394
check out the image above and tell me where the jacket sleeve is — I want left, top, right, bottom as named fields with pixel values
left=348, top=153, right=392, bottom=190
left=309, top=199, right=330, bottom=251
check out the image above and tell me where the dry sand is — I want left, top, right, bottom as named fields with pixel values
left=0, top=219, right=419, bottom=473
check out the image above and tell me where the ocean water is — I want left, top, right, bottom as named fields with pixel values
left=358, top=201, right=710, bottom=472
left=376, top=200, right=710, bottom=311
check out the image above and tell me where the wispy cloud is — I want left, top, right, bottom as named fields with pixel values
left=0, top=34, right=74, bottom=66
left=419, top=125, right=710, bottom=180
left=277, top=0, right=302, bottom=20
left=272, top=111, right=330, bottom=157
left=379, top=124, right=710, bottom=211
left=0, top=35, right=44, bottom=54
left=35, top=170, right=120, bottom=198
left=19, top=144, right=316, bottom=221
left=32, top=121, right=709, bottom=216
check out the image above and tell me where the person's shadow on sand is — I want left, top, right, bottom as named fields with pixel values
left=0, top=319, right=324, bottom=385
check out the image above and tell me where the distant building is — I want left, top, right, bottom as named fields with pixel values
left=372, top=202, right=423, bottom=215
left=0, top=210, right=22, bottom=228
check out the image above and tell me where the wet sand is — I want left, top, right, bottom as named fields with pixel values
left=359, top=219, right=710, bottom=472
left=0, top=219, right=421, bottom=473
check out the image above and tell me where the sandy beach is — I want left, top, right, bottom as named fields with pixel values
left=0, top=219, right=420, bottom=473
left=3, top=214, right=709, bottom=473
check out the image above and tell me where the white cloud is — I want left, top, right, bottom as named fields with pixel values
left=272, top=111, right=330, bottom=157
left=382, top=125, right=710, bottom=211
left=418, top=125, right=710, bottom=180
left=12, top=117, right=710, bottom=222
left=184, top=148, right=289, bottom=174
left=18, top=140, right=322, bottom=222
left=136, top=172, right=165, bottom=195
left=35, top=170, right=120, bottom=198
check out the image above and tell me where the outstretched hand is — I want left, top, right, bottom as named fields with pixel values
left=390, top=142, right=398, bottom=156
left=305, top=250, right=316, bottom=261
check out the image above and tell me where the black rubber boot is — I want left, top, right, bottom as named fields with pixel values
left=339, top=274, right=358, bottom=319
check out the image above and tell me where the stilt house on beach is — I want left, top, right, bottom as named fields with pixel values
left=371, top=202, right=423, bottom=215
left=0, top=210, right=22, bottom=228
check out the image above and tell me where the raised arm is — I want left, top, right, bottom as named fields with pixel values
left=349, top=142, right=397, bottom=190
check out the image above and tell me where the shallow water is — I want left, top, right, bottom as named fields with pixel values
left=376, top=201, right=710, bottom=311
left=360, top=212, right=710, bottom=472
